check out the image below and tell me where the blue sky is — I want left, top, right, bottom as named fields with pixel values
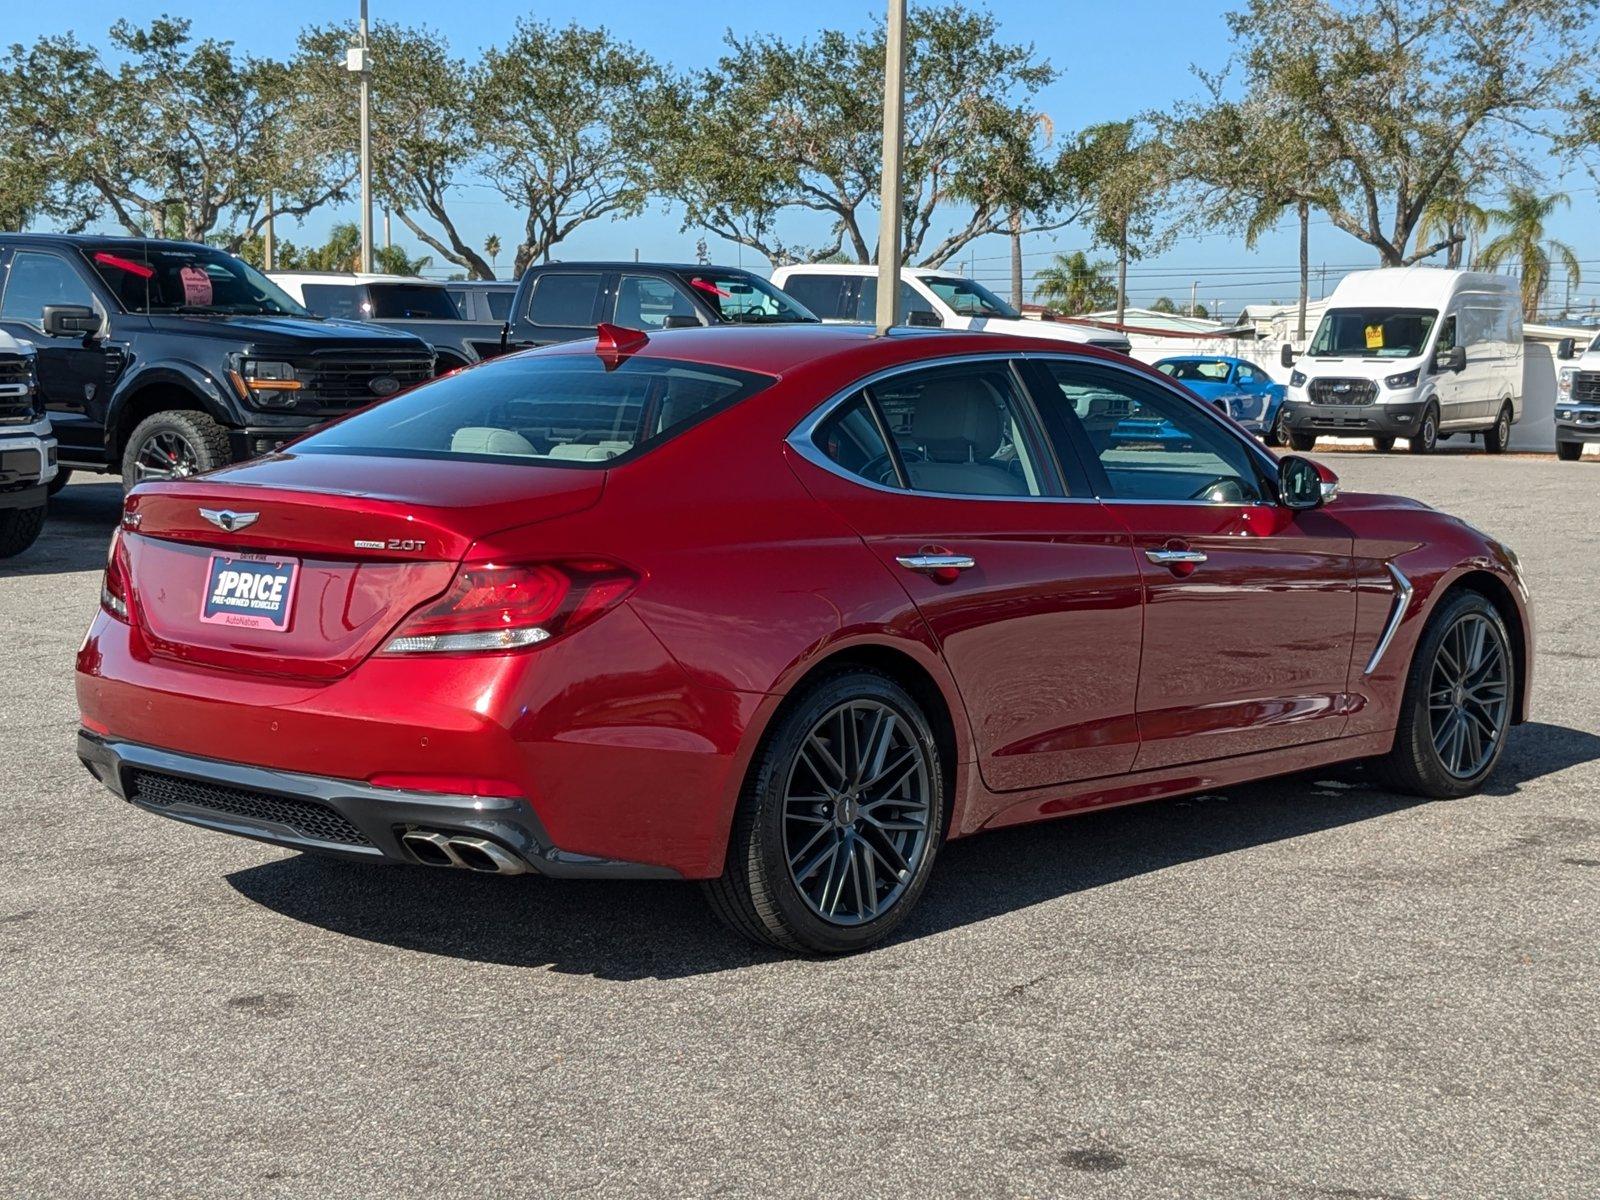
left=12, top=1, right=1598, bottom=313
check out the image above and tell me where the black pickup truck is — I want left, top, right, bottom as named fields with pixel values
left=0, top=235, right=434, bottom=488
left=503, top=262, right=819, bottom=348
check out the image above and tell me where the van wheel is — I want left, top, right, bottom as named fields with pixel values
left=1408, top=404, right=1439, bottom=454
left=1264, top=409, right=1288, bottom=447
left=703, top=670, right=946, bottom=955
left=1484, top=404, right=1513, bottom=454
left=121, top=410, right=233, bottom=489
left=46, top=469, right=72, bottom=496
left=0, top=502, right=45, bottom=559
left=1557, top=441, right=1583, bottom=462
left=1288, top=430, right=1317, bottom=452
left=1370, top=590, right=1514, bottom=799
left=1372, top=435, right=1396, bottom=453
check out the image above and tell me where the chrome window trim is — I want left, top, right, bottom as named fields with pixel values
left=1363, top=563, right=1414, bottom=676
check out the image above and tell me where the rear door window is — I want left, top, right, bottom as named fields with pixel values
left=294, top=353, right=774, bottom=467
left=780, top=274, right=849, bottom=319
left=0, top=252, right=95, bottom=329
left=527, top=273, right=604, bottom=327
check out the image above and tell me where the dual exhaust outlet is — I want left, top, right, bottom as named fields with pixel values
left=400, top=829, right=529, bottom=875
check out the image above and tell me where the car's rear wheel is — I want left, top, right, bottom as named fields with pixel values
left=1484, top=403, right=1513, bottom=454
left=0, top=502, right=45, bottom=559
left=121, top=410, right=233, bottom=490
left=1370, top=590, right=1514, bottom=798
left=1288, top=430, right=1317, bottom=452
left=1556, top=441, right=1582, bottom=462
left=1408, top=404, right=1440, bottom=454
left=1372, top=435, right=1396, bottom=453
left=704, top=669, right=945, bottom=954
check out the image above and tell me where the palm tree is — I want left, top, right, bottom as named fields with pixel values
left=1416, top=188, right=1490, bottom=271
left=484, top=234, right=502, bottom=274
left=1478, top=188, right=1581, bottom=321
left=1032, top=251, right=1117, bottom=314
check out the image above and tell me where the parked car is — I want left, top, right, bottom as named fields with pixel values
left=1279, top=269, right=1523, bottom=454
left=77, top=324, right=1532, bottom=954
left=503, top=262, right=819, bottom=349
left=0, top=330, right=56, bottom=557
left=0, top=235, right=434, bottom=489
left=772, top=263, right=1135, bottom=354
left=270, top=272, right=509, bottom=374
left=444, top=280, right=517, bottom=324
left=1555, top=331, right=1600, bottom=461
left=1154, top=354, right=1287, bottom=444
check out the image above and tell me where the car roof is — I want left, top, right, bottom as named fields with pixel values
left=527, top=322, right=1135, bottom=379
left=529, top=262, right=759, bottom=274
left=1155, top=354, right=1244, bottom=365
left=271, top=271, right=437, bottom=285
left=0, top=232, right=214, bottom=251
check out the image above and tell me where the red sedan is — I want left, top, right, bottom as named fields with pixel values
left=76, top=324, right=1532, bottom=954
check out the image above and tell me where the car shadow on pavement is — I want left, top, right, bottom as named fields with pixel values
left=226, top=720, right=1598, bottom=979
left=7, top=480, right=122, bottom=577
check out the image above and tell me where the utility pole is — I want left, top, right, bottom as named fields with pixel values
left=1190, top=279, right=1199, bottom=318
left=383, top=208, right=391, bottom=250
left=347, top=2, right=374, bottom=273
left=874, top=0, right=907, bottom=335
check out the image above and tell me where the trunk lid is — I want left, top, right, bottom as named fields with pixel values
left=121, top=452, right=605, bottom=679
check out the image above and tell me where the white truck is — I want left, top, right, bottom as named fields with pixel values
left=770, top=263, right=1133, bottom=354
left=1555, top=332, right=1600, bottom=461
left=1278, top=268, right=1523, bottom=454
left=0, top=329, right=57, bottom=557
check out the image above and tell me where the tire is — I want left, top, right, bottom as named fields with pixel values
left=1288, top=430, right=1318, bottom=452
left=46, top=468, right=72, bottom=497
left=1369, top=590, right=1514, bottom=799
left=121, top=409, right=233, bottom=489
left=1556, top=440, right=1583, bottom=462
left=0, top=503, right=45, bottom=559
left=1264, top=408, right=1288, bottom=447
left=1372, top=435, right=1396, bottom=453
left=1484, top=403, right=1512, bottom=454
left=703, top=669, right=947, bottom=955
left=1408, top=403, right=1439, bottom=454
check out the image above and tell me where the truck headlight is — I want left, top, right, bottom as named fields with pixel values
left=1289, top=370, right=1307, bottom=388
left=1558, top=367, right=1574, bottom=402
left=1384, top=368, right=1419, bottom=389
left=230, top=359, right=303, bottom=408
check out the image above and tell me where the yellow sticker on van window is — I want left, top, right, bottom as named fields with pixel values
left=1365, top=324, right=1384, bottom=349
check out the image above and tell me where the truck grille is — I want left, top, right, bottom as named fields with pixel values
left=1573, top=372, right=1600, bottom=404
left=0, top=357, right=36, bottom=424
left=128, top=769, right=372, bottom=847
left=293, top=354, right=435, bottom=414
left=1308, top=378, right=1377, bottom=406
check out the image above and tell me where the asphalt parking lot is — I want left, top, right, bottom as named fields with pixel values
left=3, top=450, right=1596, bottom=1199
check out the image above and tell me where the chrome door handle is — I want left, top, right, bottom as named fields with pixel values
left=1145, top=548, right=1208, bottom=566
left=895, top=554, right=976, bottom=573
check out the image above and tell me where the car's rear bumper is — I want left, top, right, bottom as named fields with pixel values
left=1282, top=399, right=1424, bottom=436
left=78, top=730, right=681, bottom=878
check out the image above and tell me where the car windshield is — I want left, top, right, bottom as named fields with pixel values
left=1309, top=307, right=1438, bottom=358
left=294, top=352, right=775, bottom=468
left=1157, top=360, right=1231, bottom=382
left=919, top=276, right=1020, bottom=319
left=365, top=284, right=462, bottom=320
left=81, top=242, right=308, bottom=317
left=674, top=272, right=817, bottom=324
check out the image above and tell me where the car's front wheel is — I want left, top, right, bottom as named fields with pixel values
left=0, top=503, right=45, bottom=558
left=1288, top=430, right=1318, bottom=452
left=704, top=669, right=946, bottom=954
left=1408, top=404, right=1440, bottom=454
left=1556, top=440, right=1583, bottom=462
left=1373, top=435, right=1396, bottom=453
left=121, top=409, right=233, bottom=490
left=1371, top=590, right=1515, bottom=798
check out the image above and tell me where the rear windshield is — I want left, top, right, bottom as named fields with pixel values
left=293, top=353, right=774, bottom=467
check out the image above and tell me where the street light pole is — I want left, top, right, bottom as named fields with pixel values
left=874, top=0, right=907, bottom=335
left=347, top=1, right=374, bottom=274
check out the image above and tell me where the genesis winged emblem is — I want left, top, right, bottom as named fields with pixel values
left=199, top=508, right=259, bottom=533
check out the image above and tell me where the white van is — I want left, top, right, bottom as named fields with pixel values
left=770, top=263, right=1134, bottom=354
left=1278, top=269, right=1523, bottom=454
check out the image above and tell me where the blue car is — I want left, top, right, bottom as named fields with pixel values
left=1153, top=355, right=1288, bottom=445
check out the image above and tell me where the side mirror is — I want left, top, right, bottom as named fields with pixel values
left=1557, top=337, right=1577, bottom=361
left=1279, top=454, right=1337, bottom=510
left=662, top=314, right=701, bottom=330
left=906, top=309, right=942, bottom=328
left=1280, top=344, right=1297, bottom=368
left=42, top=304, right=102, bottom=339
left=1436, top=345, right=1467, bottom=373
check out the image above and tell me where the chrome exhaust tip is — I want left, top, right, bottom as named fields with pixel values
left=401, top=830, right=459, bottom=868
left=446, top=835, right=528, bottom=875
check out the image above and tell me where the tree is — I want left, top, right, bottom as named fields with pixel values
left=1477, top=187, right=1581, bottom=320
left=1150, top=296, right=1178, bottom=314
left=1033, top=251, right=1117, bottom=313
left=475, top=21, right=665, bottom=274
left=652, top=4, right=1069, bottom=267
left=0, top=19, right=340, bottom=245
left=1069, top=121, right=1173, bottom=325
left=290, top=22, right=491, bottom=279
left=1223, top=0, right=1598, bottom=266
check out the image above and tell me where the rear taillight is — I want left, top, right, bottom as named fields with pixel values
left=383, top=560, right=637, bottom=655
left=100, top=529, right=131, bottom=622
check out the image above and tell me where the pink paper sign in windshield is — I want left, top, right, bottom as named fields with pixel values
left=179, top=266, right=214, bottom=307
